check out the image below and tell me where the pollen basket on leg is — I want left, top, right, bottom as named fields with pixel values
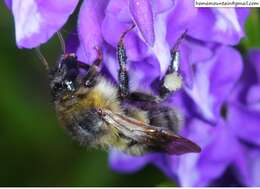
left=164, top=72, right=183, bottom=91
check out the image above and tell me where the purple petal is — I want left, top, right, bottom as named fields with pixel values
left=148, top=7, right=198, bottom=77
left=109, top=150, right=179, bottom=181
left=188, top=8, right=249, bottom=45
left=173, top=119, right=215, bottom=186
left=228, top=102, right=260, bottom=147
left=101, top=11, right=130, bottom=47
left=246, top=84, right=260, bottom=110
left=101, top=44, right=118, bottom=81
left=10, top=0, right=78, bottom=48
left=247, top=149, right=260, bottom=186
left=102, top=0, right=149, bottom=61
left=184, top=58, right=216, bottom=121
left=102, top=45, right=161, bottom=90
left=232, top=146, right=252, bottom=186
left=236, top=8, right=250, bottom=33
left=152, top=0, right=174, bottom=14
left=166, top=0, right=198, bottom=46
left=4, top=0, right=11, bottom=9
left=129, top=0, right=155, bottom=46
left=101, top=14, right=149, bottom=61
left=198, top=137, right=244, bottom=187
left=248, top=49, right=260, bottom=81
left=150, top=12, right=171, bottom=75
left=152, top=154, right=179, bottom=182
left=178, top=120, right=242, bottom=186
left=109, top=150, right=151, bottom=173
left=185, top=46, right=243, bottom=122
left=180, top=39, right=213, bottom=88
left=209, top=46, right=243, bottom=113
left=77, top=0, right=108, bottom=63
left=178, top=44, right=194, bottom=88
left=104, top=0, right=172, bottom=77
left=106, top=0, right=131, bottom=22
left=228, top=49, right=260, bottom=105
left=128, top=56, right=161, bottom=91
left=168, top=118, right=212, bottom=186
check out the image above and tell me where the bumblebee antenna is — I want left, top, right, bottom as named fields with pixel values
left=57, top=31, right=66, bottom=54
left=35, top=47, right=49, bottom=71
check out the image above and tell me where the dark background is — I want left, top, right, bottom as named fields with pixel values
left=0, top=2, right=259, bottom=186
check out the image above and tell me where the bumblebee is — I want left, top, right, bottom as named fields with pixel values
left=39, top=26, right=201, bottom=156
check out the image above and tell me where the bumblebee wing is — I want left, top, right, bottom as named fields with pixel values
left=101, top=109, right=201, bottom=155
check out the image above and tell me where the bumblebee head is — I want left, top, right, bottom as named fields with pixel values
left=49, top=53, right=79, bottom=100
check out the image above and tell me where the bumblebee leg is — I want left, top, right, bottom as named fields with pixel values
left=128, top=92, right=159, bottom=103
left=159, top=31, right=187, bottom=99
left=81, top=48, right=103, bottom=87
left=92, top=47, right=103, bottom=67
left=125, top=92, right=160, bottom=110
left=117, top=24, right=136, bottom=99
left=125, top=92, right=182, bottom=133
left=77, top=61, right=90, bottom=70
left=126, top=31, right=186, bottom=104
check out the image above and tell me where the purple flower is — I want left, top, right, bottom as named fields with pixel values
left=6, top=0, right=248, bottom=52
left=224, top=49, right=260, bottom=186
left=5, top=0, right=249, bottom=104
left=5, top=0, right=249, bottom=98
left=5, top=0, right=79, bottom=48
left=109, top=48, right=260, bottom=187
left=6, top=0, right=256, bottom=187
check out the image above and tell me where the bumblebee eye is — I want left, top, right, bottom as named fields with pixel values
left=64, top=80, right=76, bottom=92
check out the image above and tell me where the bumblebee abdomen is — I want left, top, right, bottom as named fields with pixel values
left=148, top=106, right=182, bottom=133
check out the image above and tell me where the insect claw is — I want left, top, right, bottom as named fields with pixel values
left=92, top=46, right=103, bottom=67
left=119, top=22, right=136, bottom=43
left=96, top=108, right=104, bottom=116
left=171, top=29, right=188, bottom=53
left=94, top=46, right=103, bottom=61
